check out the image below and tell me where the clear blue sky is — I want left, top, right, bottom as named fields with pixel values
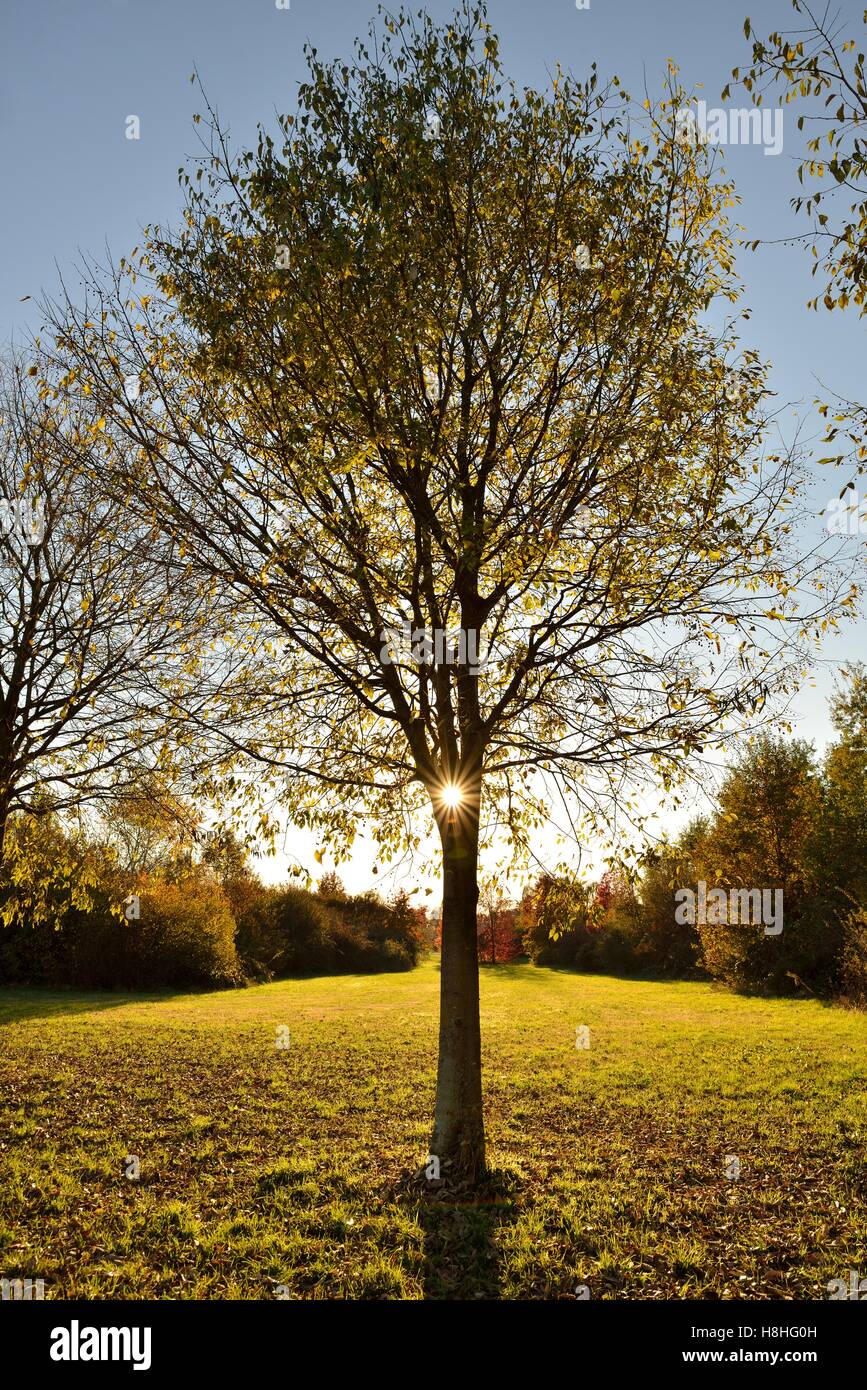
left=3, top=0, right=864, bottom=887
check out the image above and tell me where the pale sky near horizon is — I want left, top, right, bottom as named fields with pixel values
left=2, top=0, right=865, bottom=893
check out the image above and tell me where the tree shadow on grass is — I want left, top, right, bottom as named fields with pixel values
left=0, top=986, right=205, bottom=1025
left=395, top=1165, right=522, bottom=1300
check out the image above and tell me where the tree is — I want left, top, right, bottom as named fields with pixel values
left=726, top=2, right=867, bottom=474
left=47, top=3, right=851, bottom=1178
left=593, top=866, right=633, bottom=914
left=820, top=665, right=867, bottom=999
left=317, top=870, right=347, bottom=900
left=520, top=872, right=593, bottom=965
left=197, top=824, right=263, bottom=927
left=821, top=663, right=867, bottom=905
left=100, top=773, right=200, bottom=875
left=636, top=821, right=705, bottom=976
left=476, top=883, right=520, bottom=963
left=413, top=903, right=440, bottom=951
left=700, top=736, right=822, bottom=894
left=691, top=735, right=832, bottom=991
left=0, top=359, right=206, bottom=917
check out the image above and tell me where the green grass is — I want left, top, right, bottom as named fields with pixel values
left=1, top=959, right=864, bottom=1299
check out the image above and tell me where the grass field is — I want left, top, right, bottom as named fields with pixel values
left=1, top=959, right=865, bottom=1300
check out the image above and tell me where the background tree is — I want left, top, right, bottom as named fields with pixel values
left=592, top=866, right=633, bottom=915
left=821, top=665, right=867, bottom=900
left=200, top=825, right=264, bottom=924
left=100, top=773, right=200, bottom=876
left=700, top=736, right=822, bottom=894
left=519, top=872, right=594, bottom=966
left=582, top=865, right=643, bottom=972
left=0, top=360, right=209, bottom=918
left=476, top=882, right=520, bottom=963
left=690, top=735, right=834, bottom=991
left=635, top=821, right=705, bottom=976
left=414, top=903, right=440, bottom=951
left=727, top=1, right=867, bottom=474
left=317, top=870, right=347, bottom=900
left=48, top=2, right=852, bottom=1178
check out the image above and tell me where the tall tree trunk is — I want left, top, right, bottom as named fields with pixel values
left=431, top=806, right=485, bottom=1181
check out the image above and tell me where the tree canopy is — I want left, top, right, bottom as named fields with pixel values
left=727, top=1, right=867, bottom=476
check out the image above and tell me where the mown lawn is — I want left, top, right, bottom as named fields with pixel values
left=0, top=959, right=864, bottom=1299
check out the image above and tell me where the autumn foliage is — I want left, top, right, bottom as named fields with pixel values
left=476, top=901, right=522, bottom=964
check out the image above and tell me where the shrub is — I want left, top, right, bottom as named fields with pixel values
left=62, top=877, right=242, bottom=988
left=695, top=893, right=844, bottom=996
left=235, top=885, right=421, bottom=977
left=588, top=923, right=638, bottom=974
left=135, top=879, right=241, bottom=987
left=0, top=873, right=242, bottom=989
left=263, top=887, right=339, bottom=975
left=232, top=884, right=284, bottom=980
left=0, top=913, right=68, bottom=985
left=840, top=906, right=867, bottom=1006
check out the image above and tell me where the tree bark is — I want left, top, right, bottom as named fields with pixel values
left=431, top=808, right=485, bottom=1181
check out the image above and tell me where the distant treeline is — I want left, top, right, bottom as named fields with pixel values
left=2, top=670, right=866, bottom=1002
left=520, top=669, right=867, bottom=1005
left=0, top=824, right=426, bottom=989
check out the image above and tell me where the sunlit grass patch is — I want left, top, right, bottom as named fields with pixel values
left=1, top=960, right=864, bottom=1298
